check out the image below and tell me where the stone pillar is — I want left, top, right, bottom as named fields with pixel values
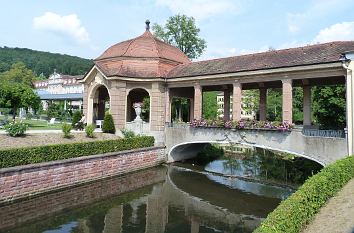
left=110, top=81, right=127, bottom=130
left=191, top=216, right=200, bottom=233
left=146, top=195, right=168, bottom=233
left=282, top=79, right=293, bottom=123
left=259, top=88, right=267, bottom=121
left=232, top=81, right=242, bottom=121
left=224, top=89, right=230, bottom=121
left=150, top=82, right=166, bottom=131
left=345, top=61, right=354, bottom=155
left=193, top=83, right=202, bottom=120
left=103, top=205, right=123, bottom=233
left=303, top=85, right=311, bottom=126
left=83, top=84, right=89, bottom=123
left=165, top=87, right=171, bottom=123
left=190, top=98, right=194, bottom=122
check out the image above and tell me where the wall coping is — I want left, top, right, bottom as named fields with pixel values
left=0, top=146, right=165, bottom=174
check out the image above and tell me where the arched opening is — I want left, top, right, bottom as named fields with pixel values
left=92, top=85, right=110, bottom=123
left=126, top=88, right=150, bottom=122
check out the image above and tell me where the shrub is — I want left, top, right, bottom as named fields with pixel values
left=85, top=124, right=95, bottom=138
left=4, top=121, right=28, bottom=137
left=0, top=136, right=155, bottom=168
left=254, top=155, right=354, bottom=233
left=102, top=112, right=116, bottom=134
left=62, top=123, right=72, bottom=138
left=72, top=111, right=82, bottom=128
left=121, top=129, right=136, bottom=138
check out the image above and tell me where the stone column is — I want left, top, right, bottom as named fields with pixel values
left=191, top=216, right=200, bottom=233
left=259, top=88, right=267, bottom=121
left=282, top=79, right=293, bottom=123
left=190, top=98, right=194, bottom=122
left=224, top=89, right=230, bottom=121
left=193, top=83, right=202, bottom=120
left=150, top=82, right=166, bottom=131
left=165, top=87, right=171, bottom=123
left=110, top=81, right=127, bottom=130
left=232, top=81, right=242, bottom=121
left=303, top=85, right=311, bottom=126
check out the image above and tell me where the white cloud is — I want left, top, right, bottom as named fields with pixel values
left=33, top=12, right=89, bottom=44
left=155, top=0, right=240, bottom=20
left=313, top=21, right=354, bottom=43
left=287, top=0, right=349, bottom=33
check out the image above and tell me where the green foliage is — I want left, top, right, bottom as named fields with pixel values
left=195, top=144, right=224, bottom=164
left=142, top=96, right=150, bottom=122
left=0, top=81, right=40, bottom=119
left=152, top=14, right=207, bottom=59
left=202, top=92, right=218, bottom=120
left=85, top=124, right=95, bottom=138
left=4, top=121, right=28, bottom=137
left=312, top=85, right=346, bottom=129
left=0, top=47, right=93, bottom=77
left=0, top=136, right=155, bottom=168
left=62, top=123, right=72, bottom=138
left=121, top=129, right=136, bottom=139
left=172, top=97, right=189, bottom=122
left=102, top=112, right=116, bottom=134
left=266, top=89, right=282, bottom=121
left=72, top=111, right=82, bottom=128
left=0, top=62, right=36, bottom=87
left=254, top=156, right=354, bottom=233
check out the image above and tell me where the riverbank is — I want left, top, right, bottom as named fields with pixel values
left=302, top=177, right=354, bottom=233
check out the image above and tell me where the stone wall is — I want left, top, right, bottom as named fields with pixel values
left=0, top=166, right=166, bottom=231
left=0, top=147, right=165, bottom=203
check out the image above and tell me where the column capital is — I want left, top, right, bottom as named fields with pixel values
left=281, top=78, right=292, bottom=84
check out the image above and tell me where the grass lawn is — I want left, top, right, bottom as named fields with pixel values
left=0, top=115, right=63, bottom=130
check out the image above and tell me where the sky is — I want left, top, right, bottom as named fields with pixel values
left=1, top=0, right=354, bottom=60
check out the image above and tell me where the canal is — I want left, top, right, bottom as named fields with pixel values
left=0, top=145, right=322, bottom=233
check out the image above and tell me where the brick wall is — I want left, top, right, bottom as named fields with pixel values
left=0, top=147, right=165, bottom=203
left=0, top=166, right=166, bottom=231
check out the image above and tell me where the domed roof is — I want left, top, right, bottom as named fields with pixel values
left=94, top=21, right=190, bottom=78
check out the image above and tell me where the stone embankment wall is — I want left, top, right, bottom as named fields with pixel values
left=0, top=147, right=165, bottom=203
left=0, top=166, right=166, bottom=232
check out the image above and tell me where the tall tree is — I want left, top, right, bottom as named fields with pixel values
left=312, top=85, right=346, bottom=129
left=152, top=14, right=207, bottom=59
left=0, top=62, right=36, bottom=87
left=203, top=92, right=218, bottom=119
left=0, top=82, right=40, bottom=119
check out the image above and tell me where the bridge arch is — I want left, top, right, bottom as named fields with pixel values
left=168, top=140, right=325, bottom=166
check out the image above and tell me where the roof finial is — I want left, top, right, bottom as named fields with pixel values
left=145, top=19, right=150, bottom=31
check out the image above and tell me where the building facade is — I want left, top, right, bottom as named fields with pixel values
left=34, top=71, right=84, bottom=110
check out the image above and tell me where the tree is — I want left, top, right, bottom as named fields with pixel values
left=0, top=82, right=40, bottom=119
left=312, top=85, right=346, bottom=129
left=203, top=92, right=218, bottom=119
left=0, top=62, right=36, bottom=87
left=152, top=14, right=207, bottom=59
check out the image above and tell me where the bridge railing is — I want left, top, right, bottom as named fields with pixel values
left=301, top=129, right=346, bottom=138
left=165, top=122, right=190, bottom=128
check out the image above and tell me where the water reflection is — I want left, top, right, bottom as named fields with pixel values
left=1, top=164, right=284, bottom=233
left=204, top=145, right=323, bottom=188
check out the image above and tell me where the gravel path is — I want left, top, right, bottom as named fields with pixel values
left=0, top=132, right=119, bottom=149
left=302, top=178, right=354, bottom=233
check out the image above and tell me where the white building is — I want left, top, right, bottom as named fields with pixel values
left=216, top=91, right=256, bottom=120
left=34, top=71, right=84, bottom=111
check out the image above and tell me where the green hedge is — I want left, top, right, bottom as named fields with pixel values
left=0, top=136, right=155, bottom=169
left=254, top=155, right=354, bottom=233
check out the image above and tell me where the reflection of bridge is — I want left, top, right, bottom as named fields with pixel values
left=165, top=126, right=348, bottom=165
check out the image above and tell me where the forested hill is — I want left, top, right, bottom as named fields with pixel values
left=0, top=47, right=93, bottom=77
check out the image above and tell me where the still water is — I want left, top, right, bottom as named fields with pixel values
left=0, top=146, right=322, bottom=233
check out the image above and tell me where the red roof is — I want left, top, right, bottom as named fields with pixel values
left=95, top=30, right=190, bottom=78
left=167, top=41, right=354, bottom=78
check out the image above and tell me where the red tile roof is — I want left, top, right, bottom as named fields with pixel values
left=95, top=30, right=190, bottom=78
left=167, top=41, right=354, bottom=78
